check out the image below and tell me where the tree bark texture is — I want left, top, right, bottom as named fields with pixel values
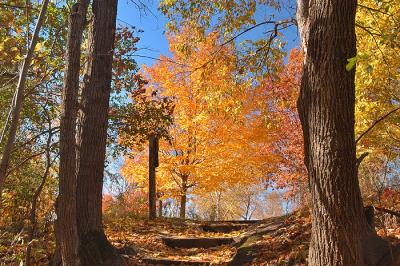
left=149, top=135, right=158, bottom=220
left=0, top=0, right=49, bottom=200
left=57, top=2, right=89, bottom=265
left=296, top=0, right=395, bottom=265
left=75, top=0, right=121, bottom=265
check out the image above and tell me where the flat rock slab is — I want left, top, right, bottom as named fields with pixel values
left=208, top=220, right=261, bottom=225
left=200, top=224, right=247, bottom=233
left=143, top=256, right=211, bottom=265
left=161, top=236, right=235, bottom=249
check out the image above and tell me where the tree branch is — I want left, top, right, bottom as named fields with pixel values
left=356, top=107, right=400, bottom=144
left=374, top=206, right=400, bottom=218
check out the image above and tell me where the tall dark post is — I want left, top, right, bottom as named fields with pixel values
left=149, top=135, right=159, bottom=219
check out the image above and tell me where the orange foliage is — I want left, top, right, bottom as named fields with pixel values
left=121, top=31, right=278, bottom=200
left=261, top=49, right=307, bottom=193
left=102, top=189, right=148, bottom=218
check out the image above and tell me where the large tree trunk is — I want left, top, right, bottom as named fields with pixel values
left=0, top=0, right=49, bottom=199
left=148, top=135, right=158, bottom=220
left=296, top=1, right=395, bottom=265
left=75, top=1, right=122, bottom=265
left=57, top=2, right=89, bottom=265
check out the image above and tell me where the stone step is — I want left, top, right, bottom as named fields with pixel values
left=200, top=224, right=247, bottom=233
left=208, top=220, right=261, bottom=225
left=143, top=256, right=211, bottom=265
left=161, top=236, right=235, bottom=249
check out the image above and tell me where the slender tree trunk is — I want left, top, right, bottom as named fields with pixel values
left=158, top=199, right=163, bottom=218
left=148, top=135, right=158, bottom=219
left=296, top=1, right=394, bottom=265
left=216, top=191, right=221, bottom=221
left=56, top=2, right=89, bottom=265
left=0, top=0, right=49, bottom=200
left=25, top=117, right=53, bottom=266
left=179, top=175, right=188, bottom=219
left=179, top=193, right=187, bottom=219
left=75, top=1, right=121, bottom=265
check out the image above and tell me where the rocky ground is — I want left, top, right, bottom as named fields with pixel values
left=106, top=210, right=312, bottom=265
left=1, top=209, right=398, bottom=265
left=107, top=209, right=400, bottom=266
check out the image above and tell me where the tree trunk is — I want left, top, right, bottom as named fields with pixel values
left=56, top=2, right=89, bottom=265
left=148, top=135, right=158, bottom=220
left=296, top=1, right=395, bottom=265
left=75, top=1, right=122, bottom=265
left=216, top=191, right=221, bottom=221
left=0, top=0, right=49, bottom=200
left=179, top=193, right=187, bottom=219
left=179, top=175, right=188, bottom=219
left=25, top=116, right=53, bottom=266
left=158, top=199, right=163, bottom=218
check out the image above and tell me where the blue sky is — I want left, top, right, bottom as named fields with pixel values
left=116, top=0, right=300, bottom=68
left=117, top=0, right=171, bottom=66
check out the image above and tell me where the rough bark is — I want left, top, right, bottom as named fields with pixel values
left=57, top=1, right=89, bottom=265
left=0, top=0, right=49, bottom=200
left=75, top=1, right=122, bottom=265
left=296, top=0, right=395, bottom=265
left=148, top=135, right=158, bottom=219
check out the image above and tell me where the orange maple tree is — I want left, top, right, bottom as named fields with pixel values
left=121, top=31, right=279, bottom=217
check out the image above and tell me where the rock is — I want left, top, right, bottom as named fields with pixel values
left=201, top=224, right=247, bottom=233
left=161, top=236, right=235, bottom=249
left=117, top=245, right=140, bottom=256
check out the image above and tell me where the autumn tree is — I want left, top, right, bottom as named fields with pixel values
left=296, top=0, right=395, bottom=265
left=0, top=0, right=49, bottom=200
left=57, top=1, right=89, bottom=264
left=261, top=49, right=307, bottom=200
left=74, top=0, right=123, bottom=264
left=0, top=2, right=71, bottom=263
left=0, top=1, right=140, bottom=264
left=118, top=79, right=174, bottom=219
left=122, top=31, right=277, bottom=219
left=355, top=0, right=400, bottom=208
left=159, top=0, right=400, bottom=264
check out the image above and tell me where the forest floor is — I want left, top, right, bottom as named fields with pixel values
left=1, top=209, right=399, bottom=265
left=107, top=209, right=311, bottom=265
left=107, top=209, right=400, bottom=266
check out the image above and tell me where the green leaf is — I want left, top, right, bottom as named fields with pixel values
left=346, top=56, right=357, bottom=71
